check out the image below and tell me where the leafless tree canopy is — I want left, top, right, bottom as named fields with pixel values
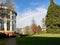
left=0, top=0, right=15, bottom=10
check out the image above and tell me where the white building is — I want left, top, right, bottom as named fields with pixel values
left=0, top=0, right=17, bottom=36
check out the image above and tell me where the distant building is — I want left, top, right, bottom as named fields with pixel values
left=0, top=0, right=17, bottom=36
left=42, top=18, right=46, bottom=32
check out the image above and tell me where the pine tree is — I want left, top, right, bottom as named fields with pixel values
left=45, top=0, right=60, bottom=33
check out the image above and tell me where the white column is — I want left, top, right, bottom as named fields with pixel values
left=0, top=23, right=1, bottom=30
left=4, top=17, right=7, bottom=31
left=10, top=11, right=12, bottom=31
left=4, top=22, right=7, bottom=31
left=10, top=21, right=12, bottom=31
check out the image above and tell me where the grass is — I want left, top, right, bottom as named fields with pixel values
left=33, top=33, right=60, bottom=37
left=0, top=38, right=8, bottom=45
left=16, top=34, right=60, bottom=45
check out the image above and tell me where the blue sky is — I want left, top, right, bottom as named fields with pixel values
left=13, top=0, right=60, bottom=28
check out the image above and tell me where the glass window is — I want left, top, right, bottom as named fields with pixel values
left=12, top=14, right=16, bottom=31
left=7, top=15, right=10, bottom=19
left=7, top=21, right=10, bottom=30
left=0, top=19, right=4, bottom=30
left=12, top=15, right=16, bottom=20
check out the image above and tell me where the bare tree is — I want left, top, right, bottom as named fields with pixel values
left=5, top=0, right=15, bottom=10
left=0, top=0, right=3, bottom=5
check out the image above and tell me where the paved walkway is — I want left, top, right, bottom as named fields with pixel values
left=5, top=38, right=17, bottom=45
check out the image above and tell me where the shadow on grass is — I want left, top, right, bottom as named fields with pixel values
left=17, top=37, right=60, bottom=45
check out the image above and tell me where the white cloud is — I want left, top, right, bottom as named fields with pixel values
left=16, top=6, right=47, bottom=28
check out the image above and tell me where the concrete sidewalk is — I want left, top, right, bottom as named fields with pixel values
left=5, top=38, right=17, bottom=45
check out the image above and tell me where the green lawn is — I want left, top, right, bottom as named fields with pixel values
left=0, top=38, right=8, bottom=45
left=16, top=34, right=60, bottom=45
left=33, top=34, right=60, bottom=37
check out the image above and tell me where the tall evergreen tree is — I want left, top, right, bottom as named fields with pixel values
left=45, top=0, right=60, bottom=33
